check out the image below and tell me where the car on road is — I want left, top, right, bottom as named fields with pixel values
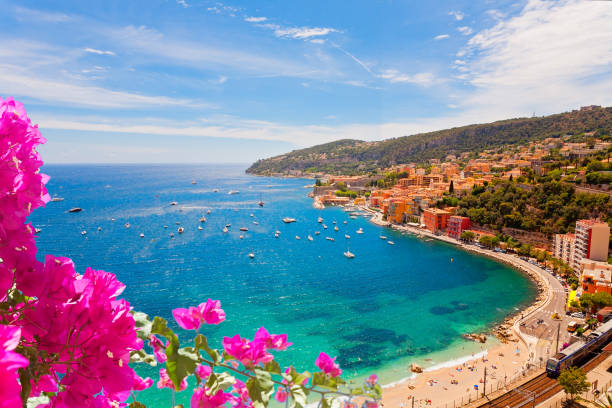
left=570, top=312, right=585, bottom=319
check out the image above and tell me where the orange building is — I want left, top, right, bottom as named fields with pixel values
left=387, top=199, right=407, bottom=223
left=423, top=208, right=451, bottom=233
left=579, top=260, right=612, bottom=295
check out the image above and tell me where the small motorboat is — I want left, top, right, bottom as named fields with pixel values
left=274, top=232, right=279, bottom=238
left=314, top=231, right=320, bottom=235
left=212, top=189, right=219, bottom=192
left=282, top=217, right=296, bottom=223
left=345, top=234, right=350, bottom=239
left=198, top=226, right=203, bottom=231
left=322, top=224, right=328, bottom=229
left=333, top=220, right=337, bottom=225
left=191, top=180, right=197, bottom=184
left=326, top=237, right=335, bottom=242
left=81, top=230, right=87, bottom=235
left=240, top=235, right=244, bottom=239
left=317, top=217, right=323, bottom=223
left=356, top=228, right=363, bottom=234
left=344, top=251, right=355, bottom=259
left=388, top=241, right=395, bottom=245
left=248, top=253, right=255, bottom=258
left=258, top=200, right=264, bottom=207
left=68, top=207, right=82, bottom=213
left=295, top=235, right=301, bottom=240
left=125, top=222, right=130, bottom=228
left=140, top=233, right=144, bottom=238
left=200, top=217, right=207, bottom=223
left=343, top=221, right=348, bottom=224
left=228, top=190, right=239, bottom=195
left=307, top=235, right=313, bottom=241
left=178, top=227, right=184, bottom=234
left=170, top=233, right=174, bottom=237
left=170, top=201, right=178, bottom=206
left=97, top=227, right=102, bottom=231
left=334, top=226, right=339, bottom=231
left=240, top=227, right=248, bottom=231
left=250, top=214, right=254, bottom=217
left=50, top=197, right=64, bottom=202
left=111, top=218, right=115, bottom=222
left=225, top=223, right=231, bottom=228
left=163, top=225, right=168, bottom=229
left=34, top=228, right=42, bottom=233
left=175, top=222, right=181, bottom=225
left=207, top=210, right=211, bottom=214
left=253, top=221, right=259, bottom=225
left=223, top=227, right=229, bottom=233
left=275, top=230, right=281, bottom=235
left=379, top=235, right=387, bottom=240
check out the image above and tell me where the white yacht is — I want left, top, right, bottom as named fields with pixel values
left=356, top=228, right=363, bottom=234
left=345, top=234, right=350, bottom=239
left=198, top=226, right=203, bottom=231
left=379, top=235, right=387, bottom=240
left=282, top=217, right=296, bottom=223
left=322, top=224, right=328, bottom=229
left=223, top=227, right=228, bottom=233
left=125, top=222, right=130, bottom=228
left=317, top=217, right=323, bottom=223
left=314, top=231, right=320, bottom=235
left=344, top=250, right=355, bottom=259
left=307, top=235, right=313, bottom=241
left=295, top=235, right=301, bottom=240
left=228, top=190, right=239, bottom=195
left=326, top=237, right=335, bottom=242
left=81, top=230, right=87, bottom=235
left=388, top=241, right=395, bottom=245
left=140, top=233, right=145, bottom=238
left=334, top=226, right=339, bottom=231
left=200, top=217, right=207, bottom=223
left=178, top=227, right=184, bottom=234
left=248, top=253, right=255, bottom=258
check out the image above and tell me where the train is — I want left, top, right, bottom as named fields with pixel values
left=546, top=318, right=612, bottom=376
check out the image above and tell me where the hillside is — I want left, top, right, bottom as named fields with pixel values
left=246, top=106, right=612, bottom=175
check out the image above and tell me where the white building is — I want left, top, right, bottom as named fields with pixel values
left=553, top=233, right=575, bottom=267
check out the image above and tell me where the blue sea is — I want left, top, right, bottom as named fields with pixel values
left=29, top=164, right=536, bottom=406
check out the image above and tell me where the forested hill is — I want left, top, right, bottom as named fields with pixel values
left=246, top=106, right=612, bottom=175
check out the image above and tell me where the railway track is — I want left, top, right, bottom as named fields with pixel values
left=477, top=350, right=609, bottom=408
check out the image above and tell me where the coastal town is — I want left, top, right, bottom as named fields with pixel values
left=301, top=119, right=612, bottom=408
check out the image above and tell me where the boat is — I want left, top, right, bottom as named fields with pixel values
left=317, top=217, right=323, bottom=223
left=258, top=194, right=264, bottom=207
left=379, top=235, right=387, bottom=240
left=50, top=197, right=64, bottom=202
left=248, top=253, right=255, bottom=258
left=240, top=227, right=248, bottom=231
left=228, top=190, right=239, bottom=195
left=81, top=230, right=87, bottom=235
left=170, top=233, right=174, bottom=237
left=223, top=227, right=228, bottom=233
left=35, top=228, right=42, bottom=233
left=111, top=218, right=115, bottom=222
left=68, top=207, right=82, bottom=213
left=125, top=222, right=130, bottom=228
left=140, top=233, right=145, bottom=238
left=307, top=235, right=313, bottom=241
left=345, top=234, right=350, bottom=239
left=253, top=221, right=259, bottom=225
left=175, top=222, right=181, bottom=225
left=206, top=210, right=211, bottom=214
left=163, top=225, right=168, bottom=229
left=274, top=232, right=279, bottom=238
left=314, top=231, right=320, bottom=235
left=356, top=228, right=363, bottom=234
left=178, top=227, right=184, bottom=234
left=170, top=201, right=178, bottom=206
left=343, top=221, right=347, bottom=224
left=250, top=213, right=254, bottom=217
left=191, top=180, right=197, bottom=184
left=97, top=227, right=102, bottom=231
left=275, top=230, right=281, bottom=235
left=388, top=241, right=395, bottom=245
left=333, top=220, right=337, bottom=225
left=344, top=250, right=355, bottom=259
left=326, top=237, right=335, bottom=242
left=198, top=226, right=203, bottom=230
left=322, top=224, right=327, bottom=229
left=240, top=235, right=244, bottom=239
left=200, top=217, right=207, bottom=223
left=334, top=226, right=339, bottom=231
left=282, top=217, right=296, bottom=223
left=225, top=223, right=231, bottom=228
left=295, top=235, right=300, bottom=240
left=213, top=189, right=219, bottom=192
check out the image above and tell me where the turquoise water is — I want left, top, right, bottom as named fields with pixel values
left=29, top=164, right=536, bottom=406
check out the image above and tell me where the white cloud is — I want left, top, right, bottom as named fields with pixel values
left=14, top=6, right=72, bottom=23
left=274, top=26, right=340, bottom=40
left=485, top=9, right=505, bottom=21
left=378, top=69, right=436, bottom=86
left=448, top=11, right=464, bottom=21
left=457, top=26, right=473, bottom=35
left=245, top=16, right=267, bottom=23
left=434, top=34, right=450, bottom=40
left=310, top=39, right=326, bottom=44
left=84, top=47, right=116, bottom=56
left=453, top=0, right=612, bottom=118
left=176, top=0, right=189, bottom=8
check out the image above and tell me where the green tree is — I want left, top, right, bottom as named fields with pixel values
left=460, top=230, right=475, bottom=242
left=558, top=367, right=590, bottom=401
left=592, top=292, right=612, bottom=309
left=315, top=178, right=322, bottom=186
left=449, top=180, right=454, bottom=194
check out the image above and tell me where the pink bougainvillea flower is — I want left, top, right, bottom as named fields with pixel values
left=365, top=402, right=379, bottom=408
left=0, top=325, right=29, bottom=408
left=157, top=368, right=187, bottom=391
left=149, top=335, right=168, bottom=363
left=222, top=334, right=274, bottom=368
left=172, top=299, right=225, bottom=331
left=132, top=373, right=153, bottom=392
left=231, top=379, right=252, bottom=407
left=366, top=374, right=378, bottom=385
left=315, top=352, right=342, bottom=377
left=195, top=364, right=212, bottom=380
left=253, top=327, right=292, bottom=351
left=281, top=366, right=309, bottom=386
left=274, top=387, right=288, bottom=403
left=30, top=374, right=58, bottom=398
left=191, top=387, right=234, bottom=408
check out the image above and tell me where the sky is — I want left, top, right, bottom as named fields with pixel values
left=1, top=0, right=611, bottom=164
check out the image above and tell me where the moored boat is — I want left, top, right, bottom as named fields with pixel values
left=178, top=227, right=184, bottom=234
left=68, top=207, right=82, bottom=213
left=344, top=250, right=355, bottom=259
left=282, top=217, right=296, bottom=223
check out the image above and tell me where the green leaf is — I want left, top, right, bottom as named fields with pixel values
left=351, top=387, right=364, bottom=395
left=151, top=317, right=194, bottom=389
left=130, top=349, right=157, bottom=366
left=246, top=368, right=275, bottom=408
left=289, top=384, right=308, bottom=408
left=319, top=395, right=335, bottom=408
left=194, top=334, right=221, bottom=364
left=131, top=311, right=153, bottom=340
left=205, top=372, right=236, bottom=394
left=312, top=372, right=343, bottom=391
left=264, top=360, right=281, bottom=374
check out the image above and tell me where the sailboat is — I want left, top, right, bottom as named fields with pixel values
left=223, top=226, right=228, bottom=233
left=258, top=194, right=264, bottom=207
left=344, top=242, right=355, bottom=258
left=317, top=216, right=323, bottom=223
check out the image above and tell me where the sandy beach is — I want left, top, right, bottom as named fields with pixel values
left=354, top=207, right=555, bottom=408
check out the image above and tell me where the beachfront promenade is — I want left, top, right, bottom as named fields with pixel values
left=360, top=209, right=579, bottom=408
